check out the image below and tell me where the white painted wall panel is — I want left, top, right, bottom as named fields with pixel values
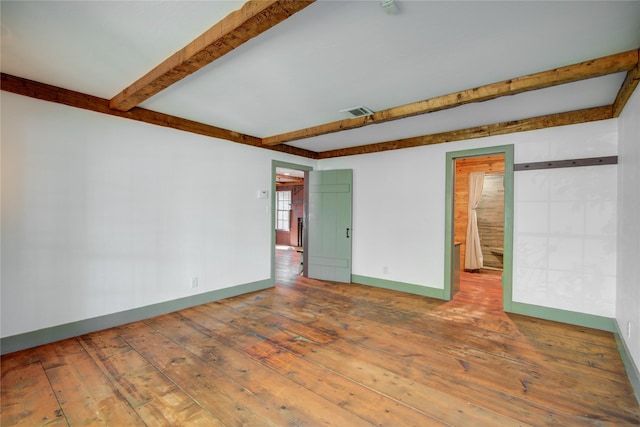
left=319, top=147, right=448, bottom=288
left=617, top=87, right=640, bottom=370
left=513, top=165, right=617, bottom=316
left=1, top=88, right=623, bottom=338
left=1, top=92, right=314, bottom=338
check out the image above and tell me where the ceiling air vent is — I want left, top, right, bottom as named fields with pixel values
left=340, top=105, right=374, bottom=118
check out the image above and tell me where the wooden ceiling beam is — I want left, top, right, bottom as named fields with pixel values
left=1, top=73, right=319, bottom=159
left=612, top=49, right=640, bottom=118
left=276, top=179, right=305, bottom=187
left=109, top=0, right=315, bottom=112
left=0, top=72, right=622, bottom=161
left=317, top=106, right=613, bottom=159
left=263, top=49, right=639, bottom=146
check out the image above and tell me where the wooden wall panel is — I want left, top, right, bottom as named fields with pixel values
left=477, top=175, right=505, bottom=269
left=454, top=155, right=505, bottom=271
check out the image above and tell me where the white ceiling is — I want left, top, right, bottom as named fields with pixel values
left=2, top=1, right=639, bottom=154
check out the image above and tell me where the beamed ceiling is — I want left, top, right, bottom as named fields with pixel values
left=2, top=1, right=639, bottom=159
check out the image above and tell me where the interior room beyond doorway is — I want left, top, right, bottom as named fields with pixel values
left=453, top=154, right=506, bottom=308
left=454, top=154, right=506, bottom=274
left=274, top=166, right=306, bottom=282
left=275, top=168, right=305, bottom=248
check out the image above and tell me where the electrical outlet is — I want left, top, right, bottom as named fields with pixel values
left=192, top=277, right=199, bottom=289
left=627, top=321, right=631, bottom=339
left=383, top=266, right=388, bottom=275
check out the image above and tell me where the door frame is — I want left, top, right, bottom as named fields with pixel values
left=271, top=160, right=313, bottom=283
left=443, top=144, right=514, bottom=310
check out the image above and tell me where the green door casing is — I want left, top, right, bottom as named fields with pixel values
left=307, top=169, right=353, bottom=283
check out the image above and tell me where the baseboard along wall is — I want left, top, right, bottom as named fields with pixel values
left=1, top=279, right=274, bottom=355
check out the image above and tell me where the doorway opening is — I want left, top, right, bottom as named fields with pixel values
left=455, top=155, right=505, bottom=273
left=271, top=161, right=312, bottom=284
left=454, top=154, right=505, bottom=309
left=444, top=145, right=514, bottom=310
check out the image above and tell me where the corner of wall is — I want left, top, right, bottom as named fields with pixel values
left=615, top=321, right=640, bottom=405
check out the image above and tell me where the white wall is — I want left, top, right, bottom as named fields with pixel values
left=617, top=87, right=640, bottom=371
left=1, top=88, right=624, bottom=340
left=319, top=145, right=449, bottom=287
left=513, top=123, right=618, bottom=317
left=1, top=91, right=314, bottom=338
left=320, top=119, right=618, bottom=318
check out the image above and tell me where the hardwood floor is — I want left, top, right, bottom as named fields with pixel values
left=2, top=248, right=639, bottom=426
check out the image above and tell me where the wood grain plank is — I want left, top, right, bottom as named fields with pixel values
left=274, top=278, right=640, bottom=423
left=171, top=331, right=337, bottom=426
left=190, top=302, right=516, bottom=426
left=79, top=329, right=222, bottom=426
left=613, top=50, right=640, bottom=117
left=176, top=307, right=428, bottom=427
left=1, top=348, right=40, bottom=371
left=212, top=286, right=619, bottom=426
left=0, top=354, right=66, bottom=426
left=117, top=320, right=302, bottom=427
left=143, top=311, right=382, bottom=426
left=293, top=278, right=629, bottom=385
left=36, top=338, right=146, bottom=426
left=256, top=311, right=608, bottom=426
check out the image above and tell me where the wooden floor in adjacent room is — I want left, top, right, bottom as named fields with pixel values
left=2, top=247, right=639, bottom=426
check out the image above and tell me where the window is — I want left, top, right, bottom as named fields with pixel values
left=276, top=190, right=292, bottom=231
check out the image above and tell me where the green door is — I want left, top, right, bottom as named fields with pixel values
left=307, top=169, right=353, bottom=283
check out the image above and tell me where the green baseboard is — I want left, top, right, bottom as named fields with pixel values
left=352, top=274, right=616, bottom=332
left=507, top=301, right=615, bottom=332
left=351, top=274, right=445, bottom=300
left=1, top=278, right=274, bottom=355
left=614, top=322, right=640, bottom=405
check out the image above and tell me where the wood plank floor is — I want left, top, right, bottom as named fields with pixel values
left=2, top=247, right=639, bottom=426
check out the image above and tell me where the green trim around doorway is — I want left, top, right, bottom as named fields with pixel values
left=443, top=145, right=619, bottom=334
left=271, top=160, right=313, bottom=282
left=444, top=145, right=514, bottom=306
